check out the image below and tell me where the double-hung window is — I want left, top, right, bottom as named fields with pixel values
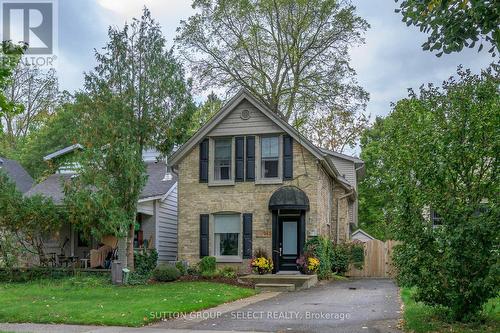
left=214, top=214, right=240, bottom=257
left=261, top=136, right=279, bottom=178
left=214, top=138, right=232, bottom=180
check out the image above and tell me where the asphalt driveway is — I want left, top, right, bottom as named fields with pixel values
left=156, top=278, right=402, bottom=333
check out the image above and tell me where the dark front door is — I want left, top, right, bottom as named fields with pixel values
left=277, top=216, right=300, bottom=271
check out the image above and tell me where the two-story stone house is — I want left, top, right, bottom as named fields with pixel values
left=169, top=89, right=364, bottom=273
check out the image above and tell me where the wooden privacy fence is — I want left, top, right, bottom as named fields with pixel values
left=347, top=239, right=398, bottom=278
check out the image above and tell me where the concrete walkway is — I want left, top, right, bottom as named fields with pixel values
left=0, top=279, right=402, bottom=333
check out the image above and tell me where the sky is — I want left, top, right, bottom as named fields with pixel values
left=56, top=0, right=494, bottom=120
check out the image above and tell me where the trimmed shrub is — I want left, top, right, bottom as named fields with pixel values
left=153, top=265, right=181, bottom=282
left=219, top=266, right=237, bottom=278
left=134, top=249, right=158, bottom=276
left=175, top=261, right=187, bottom=275
left=331, top=244, right=350, bottom=274
left=198, top=256, right=216, bottom=274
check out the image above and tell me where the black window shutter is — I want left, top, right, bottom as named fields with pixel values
left=283, top=135, right=293, bottom=180
left=242, top=213, right=253, bottom=259
left=246, top=136, right=255, bottom=181
left=199, top=139, right=209, bottom=183
left=199, top=214, right=209, bottom=257
left=235, top=137, right=244, bottom=182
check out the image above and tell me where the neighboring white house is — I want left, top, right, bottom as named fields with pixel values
left=25, top=145, right=178, bottom=265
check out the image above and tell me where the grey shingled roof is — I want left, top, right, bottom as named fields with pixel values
left=0, top=157, right=34, bottom=193
left=25, top=173, right=74, bottom=204
left=25, top=161, right=176, bottom=204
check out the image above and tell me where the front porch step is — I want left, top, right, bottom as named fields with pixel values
left=255, top=283, right=295, bottom=292
left=239, top=274, right=318, bottom=291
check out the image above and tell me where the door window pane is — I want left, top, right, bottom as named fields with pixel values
left=214, top=214, right=240, bottom=256
left=261, top=136, right=279, bottom=178
left=282, top=221, right=297, bottom=255
left=214, top=138, right=232, bottom=180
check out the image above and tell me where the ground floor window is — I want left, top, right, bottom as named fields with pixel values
left=214, top=214, right=240, bottom=256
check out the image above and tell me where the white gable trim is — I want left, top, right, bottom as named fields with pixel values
left=160, top=182, right=178, bottom=202
left=351, top=229, right=376, bottom=240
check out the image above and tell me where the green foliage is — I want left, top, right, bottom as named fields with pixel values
left=64, top=91, right=145, bottom=244
left=401, top=287, right=500, bottom=333
left=188, top=92, right=222, bottom=136
left=176, top=0, right=369, bottom=149
left=218, top=266, right=237, bottom=279
left=0, top=41, right=27, bottom=139
left=350, top=243, right=364, bottom=270
left=0, top=170, right=64, bottom=266
left=358, top=117, right=394, bottom=241
left=16, top=97, right=82, bottom=180
left=186, top=265, right=199, bottom=276
left=371, top=66, right=499, bottom=321
left=153, top=265, right=181, bottom=282
left=134, top=249, right=158, bottom=277
left=331, top=243, right=350, bottom=275
left=175, top=261, right=187, bottom=275
left=201, top=270, right=220, bottom=279
left=89, top=7, right=196, bottom=156
left=198, top=256, right=217, bottom=274
left=0, top=267, right=108, bottom=283
left=304, top=236, right=333, bottom=279
left=395, top=0, right=499, bottom=56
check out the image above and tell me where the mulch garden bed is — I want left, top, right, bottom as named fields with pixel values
left=178, top=275, right=255, bottom=288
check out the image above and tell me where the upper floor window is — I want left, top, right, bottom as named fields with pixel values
left=214, top=138, right=232, bottom=180
left=261, top=136, right=279, bottom=178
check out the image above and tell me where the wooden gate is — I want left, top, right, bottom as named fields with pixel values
left=347, top=239, right=397, bottom=278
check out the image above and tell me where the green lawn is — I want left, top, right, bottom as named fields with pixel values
left=401, top=287, right=499, bottom=333
left=0, top=276, right=255, bottom=327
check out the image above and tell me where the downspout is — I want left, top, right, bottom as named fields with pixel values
left=336, top=190, right=354, bottom=244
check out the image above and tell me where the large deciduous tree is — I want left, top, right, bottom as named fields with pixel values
left=69, top=8, right=196, bottom=269
left=176, top=0, right=369, bottom=147
left=365, top=66, right=499, bottom=320
left=0, top=41, right=26, bottom=153
left=1, top=65, right=58, bottom=148
left=395, top=0, right=500, bottom=56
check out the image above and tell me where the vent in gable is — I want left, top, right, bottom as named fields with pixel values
left=240, top=109, right=251, bottom=120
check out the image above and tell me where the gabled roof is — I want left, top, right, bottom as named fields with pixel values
left=320, top=148, right=364, bottom=164
left=43, top=144, right=83, bottom=161
left=25, top=161, right=176, bottom=204
left=320, top=148, right=365, bottom=184
left=351, top=229, right=376, bottom=241
left=0, top=157, right=34, bottom=193
left=169, top=88, right=349, bottom=187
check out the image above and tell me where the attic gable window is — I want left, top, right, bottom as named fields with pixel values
left=214, top=138, right=232, bottom=181
left=261, top=136, right=279, bottom=178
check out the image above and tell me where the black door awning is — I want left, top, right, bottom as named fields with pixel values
left=268, top=186, right=310, bottom=211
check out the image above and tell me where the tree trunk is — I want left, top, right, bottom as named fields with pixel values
left=127, top=223, right=135, bottom=270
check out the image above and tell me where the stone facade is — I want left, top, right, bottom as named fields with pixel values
left=177, top=137, right=352, bottom=271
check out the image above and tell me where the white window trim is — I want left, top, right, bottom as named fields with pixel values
left=208, top=137, right=235, bottom=186
left=255, top=134, right=283, bottom=185
left=210, top=213, right=243, bottom=263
